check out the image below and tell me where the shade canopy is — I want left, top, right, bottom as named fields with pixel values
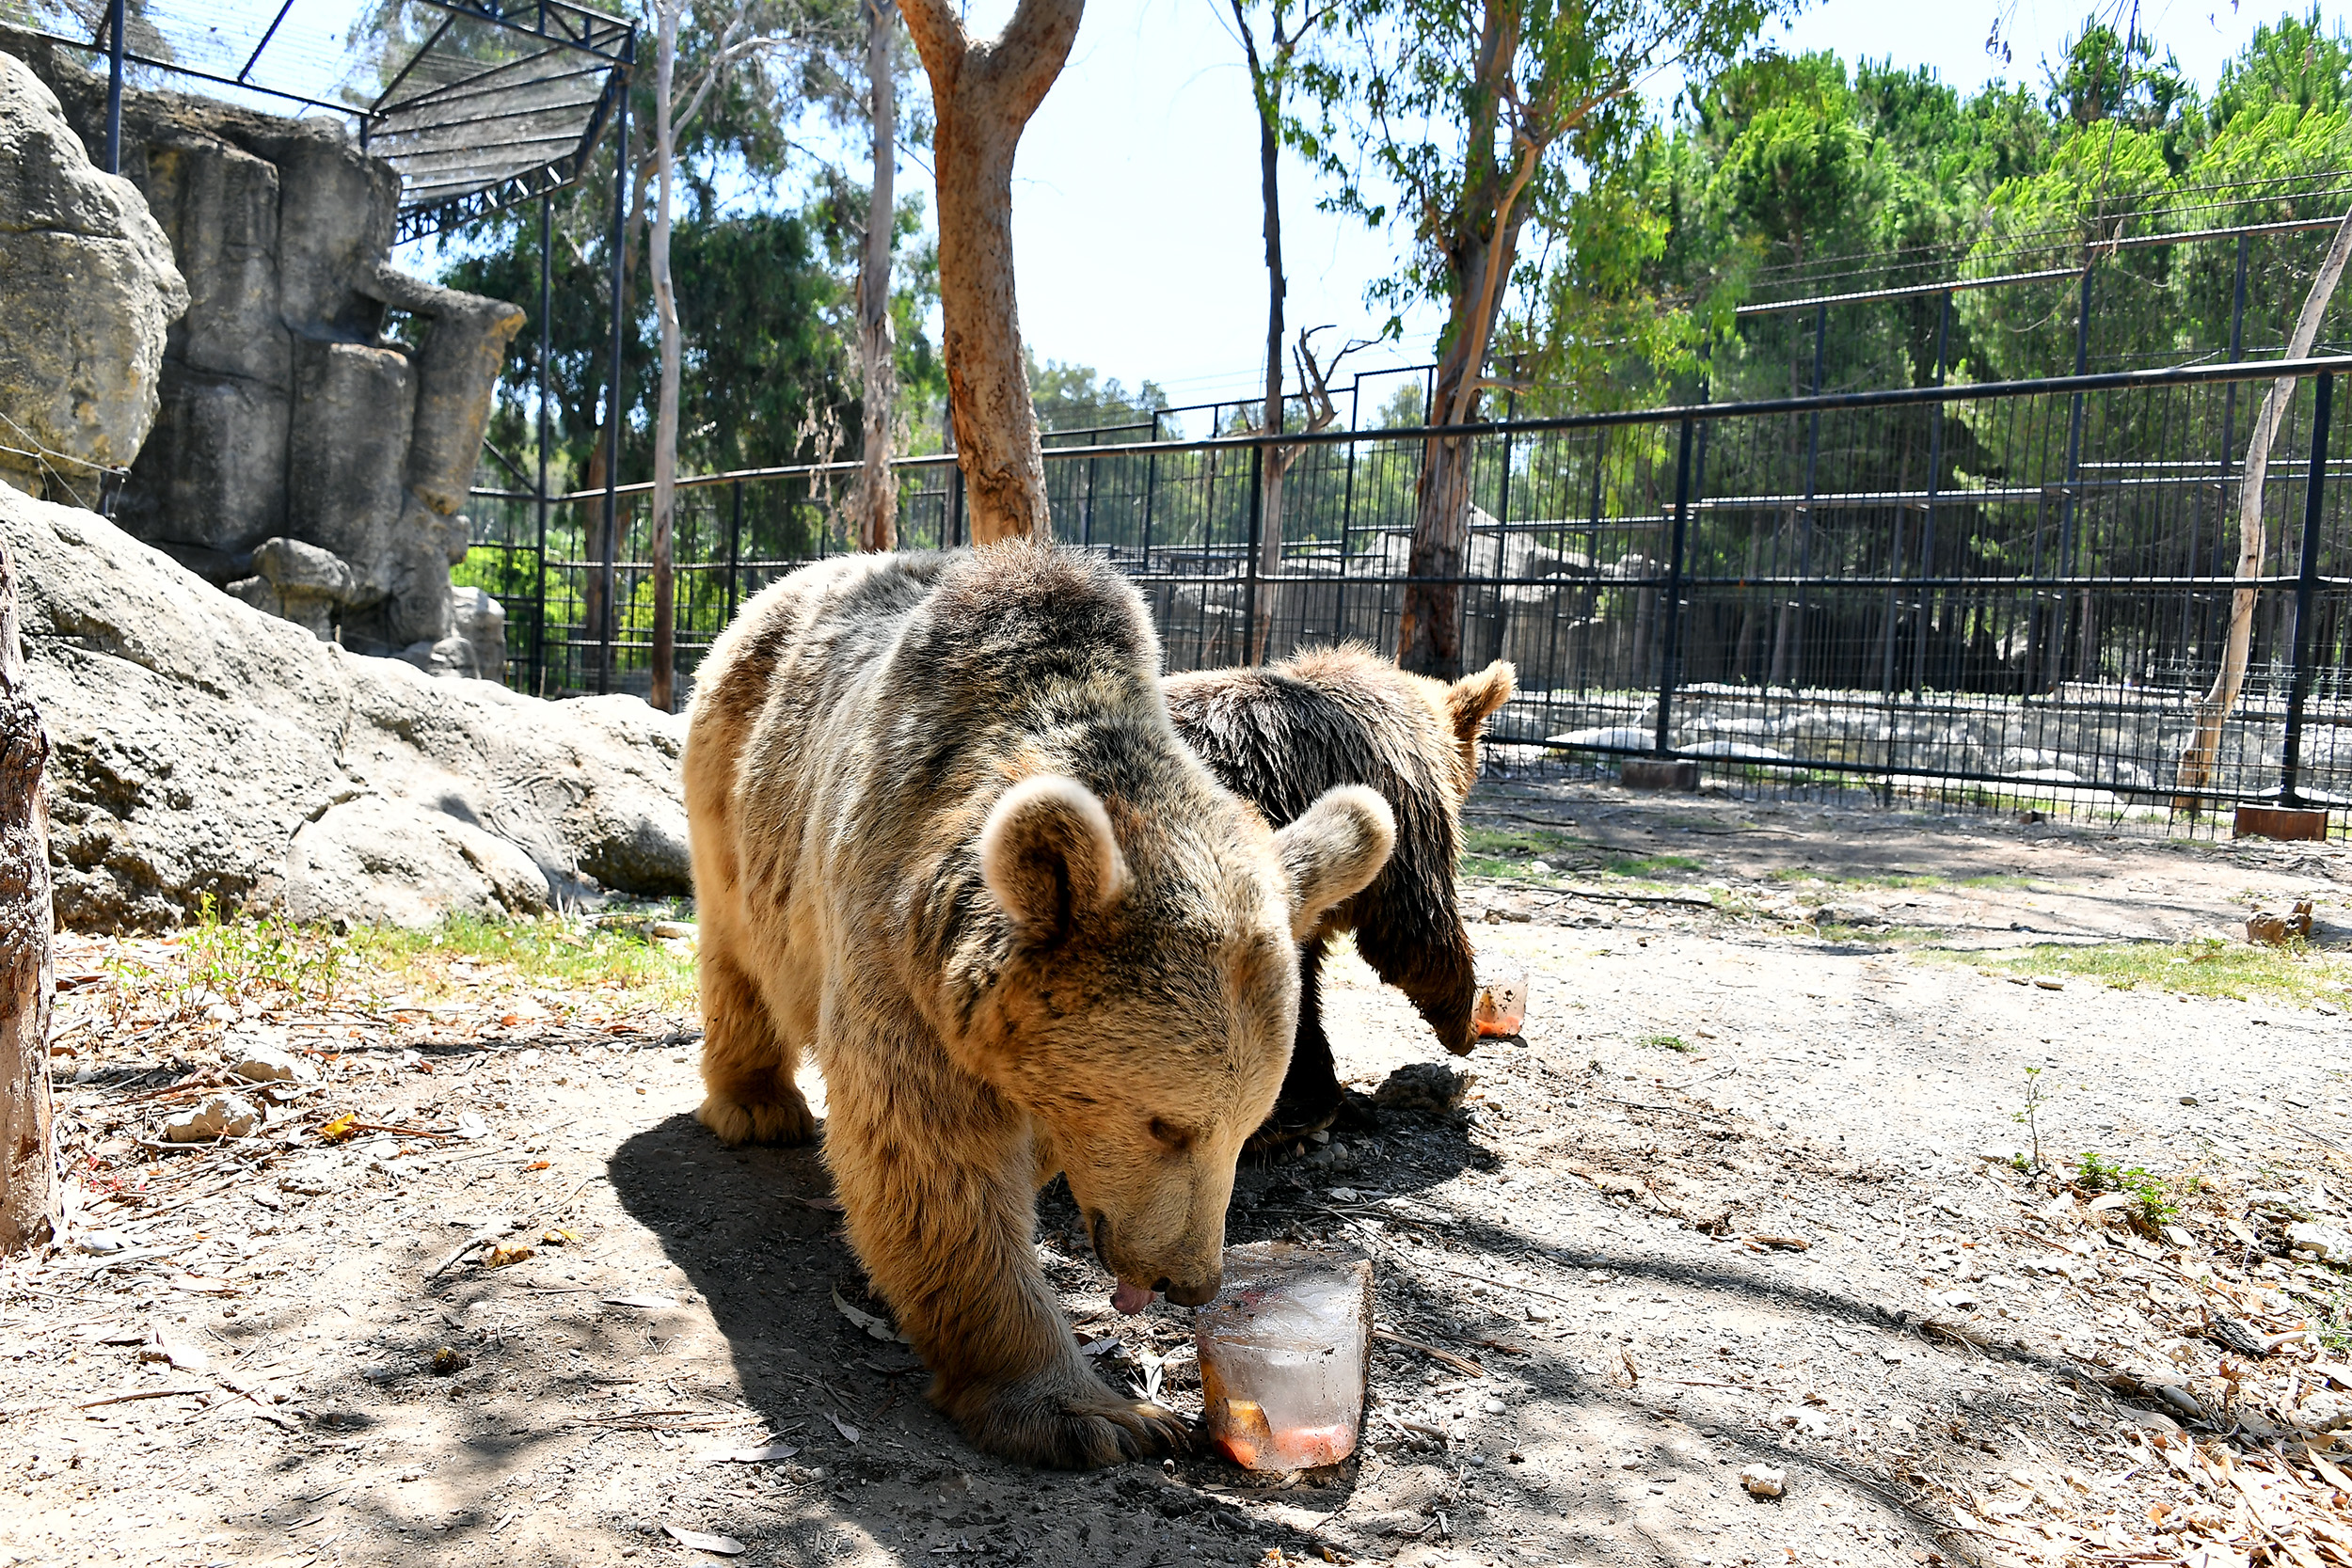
left=0, top=0, right=633, bottom=240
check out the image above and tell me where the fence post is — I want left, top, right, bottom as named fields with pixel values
left=2049, top=255, right=2094, bottom=690
left=1243, top=441, right=1263, bottom=668
left=596, top=44, right=631, bottom=698
left=532, top=191, right=551, bottom=697
left=103, top=0, right=124, bottom=172
left=2281, top=371, right=2333, bottom=807
left=726, top=477, right=741, bottom=622
left=1655, top=413, right=1694, bottom=757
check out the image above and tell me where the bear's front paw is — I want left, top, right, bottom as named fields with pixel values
left=696, top=1092, right=818, bottom=1148
left=953, top=1375, right=1189, bottom=1469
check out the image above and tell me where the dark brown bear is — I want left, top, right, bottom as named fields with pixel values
left=1166, top=646, right=1514, bottom=1146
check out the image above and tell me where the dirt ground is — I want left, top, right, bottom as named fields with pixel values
left=7, top=777, right=2352, bottom=1568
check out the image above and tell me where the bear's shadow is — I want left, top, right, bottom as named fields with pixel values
left=606, top=1089, right=1481, bottom=1503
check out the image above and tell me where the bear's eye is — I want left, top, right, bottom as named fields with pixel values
left=1147, top=1117, right=1195, bottom=1154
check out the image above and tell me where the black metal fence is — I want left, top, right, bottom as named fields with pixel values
left=463, top=352, right=2352, bottom=827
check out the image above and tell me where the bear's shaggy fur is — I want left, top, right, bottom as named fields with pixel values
left=682, top=546, right=1395, bottom=1468
left=1166, top=646, right=1514, bottom=1144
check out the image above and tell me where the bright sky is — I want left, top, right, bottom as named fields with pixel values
left=995, top=0, right=2302, bottom=413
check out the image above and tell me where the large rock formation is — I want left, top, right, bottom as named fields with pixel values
left=3, top=37, right=521, bottom=675
left=0, top=52, right=187, bottom=504
left=1, top=484, right=690, bottom=931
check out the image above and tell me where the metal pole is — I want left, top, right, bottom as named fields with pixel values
left=1911, top=290, right=1952, bottom=698
left=2280, top=371, right=2332, bottom=806
left=103, top=0, right=125, bottom=174
left=1140, top=410, right=1159, bottom=561
left=726, top=477, right=741, bottom=621
left=1243, top=441, right=1263, bottom=667
left=2050, top=258, right=2094, bottom=690
left=533, top=191, right=551, bottom=697
left=597, top=46, right=631, bottom=697
left=1789, top=304, right=1827, bottom=693
left=1655, top=414, right=1694, bottom=757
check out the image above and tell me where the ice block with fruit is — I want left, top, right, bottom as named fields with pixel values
left=1195, top=1243, right=1373, bottom=1471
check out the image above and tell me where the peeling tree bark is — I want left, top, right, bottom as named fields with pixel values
left=898, top=0, right=1082, bottom=546
left=0, top=534, right=56, bottom=1254
left=857, top=0, right=900, bottom=553
left=2175, top=206, right=2352, bottom=807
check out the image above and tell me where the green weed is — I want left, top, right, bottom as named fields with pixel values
left=1638, top=1032, right=1696, bottom=1053
left=341, top=912, right=697, bottom=1010
left=2074, top=1149, right=2180, bottom=1227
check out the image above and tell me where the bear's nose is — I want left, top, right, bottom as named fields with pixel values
left=1160, top=1273, right=1220, bottom=1308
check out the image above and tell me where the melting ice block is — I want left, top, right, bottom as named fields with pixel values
left=1196, top=1243, right=1373, bottom=1471
left=1472, top=957, right=1529, bottom=1037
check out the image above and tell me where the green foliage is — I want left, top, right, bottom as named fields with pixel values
left=1639, top=1031, right=1697, bottom=1053
left=2074, top=1150, right=2182, bottom=1227
left=1026, top=354, right=1170, bottom=436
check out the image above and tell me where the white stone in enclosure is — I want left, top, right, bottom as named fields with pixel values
left=164, top=1093, right=259, bottom=1142
left=229, top=1044, right=319, bottom=1084
left=1, top=485, right=690, bottom=929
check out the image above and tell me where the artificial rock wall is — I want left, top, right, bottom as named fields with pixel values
left=3, top=34, right=523, bottom=676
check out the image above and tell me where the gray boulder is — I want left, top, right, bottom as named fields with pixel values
left=0, top=52, right=188, bottom=500
left=2, top=485, right=691, bottom=930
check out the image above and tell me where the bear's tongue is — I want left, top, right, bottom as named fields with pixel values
left=1110, top=1281, right=1154, bottom=1316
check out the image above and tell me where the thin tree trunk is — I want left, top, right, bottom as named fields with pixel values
left=1237, top=0, right=1284, bottom=664
left=647, top=0, right=681, bottom=714
left=899, top=0, right=1081, bottom=546
left=2176, top=205, right=2352, bottom=805
left=0, top=535, right=56, bottom=1253
left=858, top=0, right=900, bottom=553
left=1396, top=2, right=1532, bottom=680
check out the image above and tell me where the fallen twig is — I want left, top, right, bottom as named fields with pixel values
left=1372, top=1330, right=1486, bottom=1379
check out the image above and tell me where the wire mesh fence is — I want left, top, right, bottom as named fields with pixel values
left=465, top=353, right=2352, bottom=832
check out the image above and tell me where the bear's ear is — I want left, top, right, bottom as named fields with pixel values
left=1445, top=660, right=1516, bottom=744
left=979, top=774, right=1131, bottom=942
left=1274, top=785, right=1396, bottom=940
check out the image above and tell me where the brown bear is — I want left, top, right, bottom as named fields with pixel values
left=682, top=546, right=1395, bottom=1468
left=1165, top=646, right=1514, bottom=1147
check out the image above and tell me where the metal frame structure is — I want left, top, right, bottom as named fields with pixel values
left=5, top=0, right=633, bottom=239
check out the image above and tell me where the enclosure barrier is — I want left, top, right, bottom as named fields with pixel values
left=465, top=353, right=2352, bottom=829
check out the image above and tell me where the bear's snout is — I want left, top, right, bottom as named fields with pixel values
left=1159, top=1273, right=1221, bottom=1308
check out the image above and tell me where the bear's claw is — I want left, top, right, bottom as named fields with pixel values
left=954, top=1379, right=1190, bottom=1469
left=696, top=1094, right=818, bottom=1148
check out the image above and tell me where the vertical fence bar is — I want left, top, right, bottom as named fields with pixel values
left=532, top=192, right=551, bottom=697
left=597, top=47, right=631, bottom=697
left=103, top=0, right=125, bottom=173
left=1243, top=442, right=1263, bottom=668
left=1911, top=290, right=1952, bottom=699
left=726, top=477, right=741, bottom=621
left=2280, top=372, right=2333, bottom=806
left=1788, top=305, right=1828, bottom=692
left=1655, top=414, right=1695, bottom=757
left=2050, top=256, right=2094, bottom=690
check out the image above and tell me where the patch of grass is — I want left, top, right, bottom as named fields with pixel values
left=1461, top=824, right=1586, bottom=860
left=1637, top=1032, right=1696, bottom=1053
left=1601, top=853, right=1705, bottom=878
left=342, top=913, right=698, bottom=1010
left=1972, top=939, right=2352, bottom=1006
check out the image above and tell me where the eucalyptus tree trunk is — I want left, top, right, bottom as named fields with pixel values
left=1394, top=4, right=1532, bottom=680
left=899, top=0, right=1082, bottom=546
left=857, top=0, right=900, bottom=552
left=647, top=0, right=682, bottom=712
left=2175, top=206, right=2352, bottom=805
left=0, top=535, right=55, bottom=1253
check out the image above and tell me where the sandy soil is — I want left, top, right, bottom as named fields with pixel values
left=6, top=780, right=2352, bottom=1568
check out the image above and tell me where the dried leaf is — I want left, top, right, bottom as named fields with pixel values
left=831, top=1287, right=909, bottom=1344
left=316, top=1114, right=359, bottom=1144
left=662, top=1525, right=746, bottom=1556
left=483, top=1244, right=535, bottom=1269
left=825, top=1412, right=860, bottom=1444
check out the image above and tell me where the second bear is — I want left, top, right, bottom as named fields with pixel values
left=683, top=547, right=1396, bottom=1468
left=1167, top=645, right=1514, bottom=1145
